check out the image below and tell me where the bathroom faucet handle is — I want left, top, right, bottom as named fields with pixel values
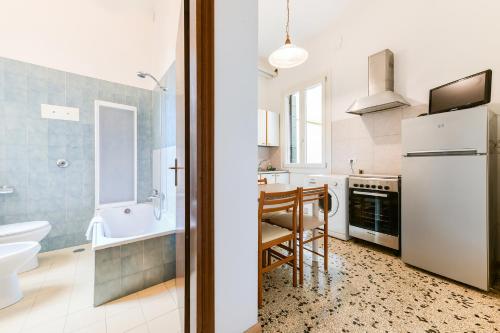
left=148, top=189, right=161, bottom=201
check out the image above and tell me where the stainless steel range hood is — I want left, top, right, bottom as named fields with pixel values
left=347, top=49, right=409, bottom=115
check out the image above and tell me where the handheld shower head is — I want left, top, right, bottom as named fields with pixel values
left=136, top=71, right=167, bottom=91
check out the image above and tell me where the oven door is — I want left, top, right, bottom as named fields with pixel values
left=349, top=189, right=399, bottom=236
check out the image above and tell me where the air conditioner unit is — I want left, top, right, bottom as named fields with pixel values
left=258, top=67, right=278, bottom=79
left=258, top=57, right=278, bottom=79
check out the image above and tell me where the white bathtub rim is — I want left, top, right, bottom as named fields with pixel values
left=91, top=215, right=177, bottom=251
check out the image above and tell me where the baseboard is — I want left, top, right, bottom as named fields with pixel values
left=244, top=322, right=262, bottom=333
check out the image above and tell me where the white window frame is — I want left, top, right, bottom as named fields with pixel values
left=282, top=75, right=330, bottom=171
left=95, top=100, right=138, bottom=209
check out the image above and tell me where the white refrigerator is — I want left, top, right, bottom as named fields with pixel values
left=401, top=106, right=497, bottom=290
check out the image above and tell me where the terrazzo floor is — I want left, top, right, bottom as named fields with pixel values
left=259, top=237, right=500, bottom=333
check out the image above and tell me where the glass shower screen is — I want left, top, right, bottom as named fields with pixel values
left=95, top=101, right=137, bottom=207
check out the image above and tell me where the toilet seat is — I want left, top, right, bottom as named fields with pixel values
left=0, top=221, right=52, bottom=273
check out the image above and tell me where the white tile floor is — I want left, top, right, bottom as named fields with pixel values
left=0, top=244, right=181, bottom=333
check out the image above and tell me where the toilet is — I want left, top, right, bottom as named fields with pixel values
left=0, top=221, right=51, bottom=272
left=0, top=242, right=41, bottom=309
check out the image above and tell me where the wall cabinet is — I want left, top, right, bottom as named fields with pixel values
left=258, top=109, right=267, bottom=146
left=257, top=109, right=279, bottom=147
left=258, top=172, right=289, bottom=184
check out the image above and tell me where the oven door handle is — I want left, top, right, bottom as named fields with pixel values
left=352, top=190, right=388, bottom=198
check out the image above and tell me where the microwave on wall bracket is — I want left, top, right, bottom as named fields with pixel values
left=429, top=69, right=492, bottom=115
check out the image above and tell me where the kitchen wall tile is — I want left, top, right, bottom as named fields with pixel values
left=364, top=108, right=402, bottom=137
left=403, top=104, right=427, bottom=119
left=332, top=106, right=424, bottom=175
left=373, top=135, right=402, bottom=175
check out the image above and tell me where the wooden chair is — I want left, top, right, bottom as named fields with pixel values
left=257, top=178, right=267, bottom=185
left=269, top=184, right=329, bottom=284
left=258, top=188, right=299, bottom=307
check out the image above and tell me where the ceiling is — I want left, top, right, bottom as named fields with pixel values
left=258, top=0, right=351, bottom=58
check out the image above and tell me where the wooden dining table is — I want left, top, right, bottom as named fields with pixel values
left=258, top=183, right=307, bottom=193
left=258, top=183, right=321, bottom=261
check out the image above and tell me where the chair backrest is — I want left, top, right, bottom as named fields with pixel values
left=259, top=188, right=299, bottom=215
left=257, top=178, right=267, bottom=185
left=300, top=184, right=328, bottom=226
left=301, top=185, right=328, bottom=205
left=258, top=189, right=300, bottom=242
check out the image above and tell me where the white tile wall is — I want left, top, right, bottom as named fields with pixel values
left=332, top=105, right=426, bottom=175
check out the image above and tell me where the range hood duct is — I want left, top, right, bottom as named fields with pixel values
left=347, top=49, right=409, bottom=115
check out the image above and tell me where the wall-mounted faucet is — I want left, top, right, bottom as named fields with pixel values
left=148, top=189, right=161, bottom=201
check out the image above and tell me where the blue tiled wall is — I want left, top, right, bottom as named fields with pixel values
left=0, top=57, right=153, bottom=251
left=152, top=64, right=176, bottom=150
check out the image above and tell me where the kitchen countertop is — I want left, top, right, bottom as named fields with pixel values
left=258, top=170, right=289, bottom=174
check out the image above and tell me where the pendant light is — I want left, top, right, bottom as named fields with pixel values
left=268, top=0, right=308, bottom=69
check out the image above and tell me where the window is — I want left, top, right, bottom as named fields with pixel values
left=288, top=92, right=300, bottom=164
left=284, top=79, right=326, bottom=167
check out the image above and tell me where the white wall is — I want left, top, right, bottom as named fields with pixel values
left=265, top=0, right=500, bottom=174
left=0, top=0, right=182, bottom=89
left=151, top=0, right=181, bottom=79
left=215, top=0, right=258, bottom=332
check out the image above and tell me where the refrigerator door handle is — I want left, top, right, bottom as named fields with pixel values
left=403, top=149, right=480, bottom=157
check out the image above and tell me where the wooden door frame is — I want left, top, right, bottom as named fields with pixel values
left=186, top=0, right=215, bottom=332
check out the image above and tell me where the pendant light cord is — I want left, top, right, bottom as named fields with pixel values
left=285, top=0, right=291, bottom=44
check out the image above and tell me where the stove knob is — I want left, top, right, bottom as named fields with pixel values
left=384, top=186, right=390, bottom=190
left=377, top=185, right=383, bottom=190
left=365, top=184, right=370, bottom=188
left=371, top=185, right=377, bottom=189
left=353, top=184, right=359, bottom=187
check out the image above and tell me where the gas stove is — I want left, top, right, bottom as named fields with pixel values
left=348, top=174, right=401, bottom=251
left=348, top=174, right=400, bottom=193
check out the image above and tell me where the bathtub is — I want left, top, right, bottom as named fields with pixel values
left=91, top=203, right=176, bottom=251
left=90, top=203, right=177, bottom=306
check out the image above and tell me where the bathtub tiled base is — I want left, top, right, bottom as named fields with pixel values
left=94, top=234, right=175, bottom=306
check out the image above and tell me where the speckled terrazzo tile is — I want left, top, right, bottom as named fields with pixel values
left=259, top=238, right=500, bottom=333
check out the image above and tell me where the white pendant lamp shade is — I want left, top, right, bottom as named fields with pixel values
left=268, top=41, right=308, bottom=69
left=268, top=0, right=308, bottom=69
